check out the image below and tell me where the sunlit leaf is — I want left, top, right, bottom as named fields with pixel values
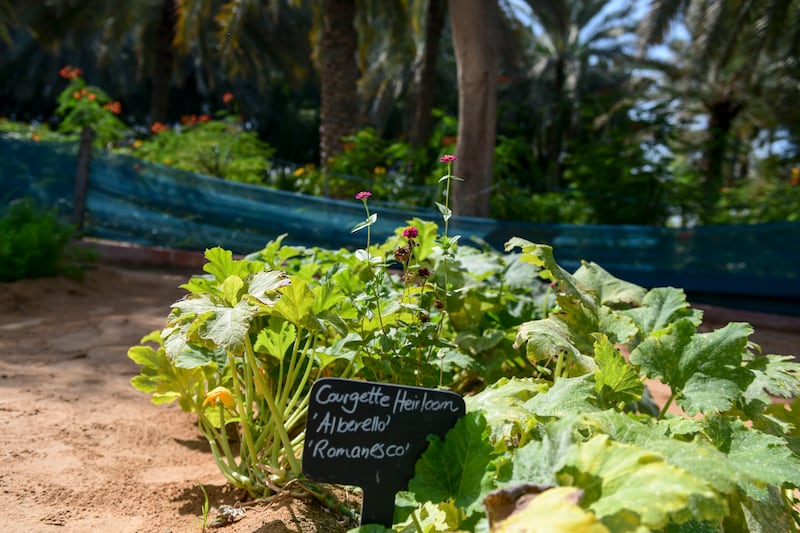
left=593, top=334, right=644, bottom=406
left=564, top=435, right=727, bottom=529
left=630, top=319, right=754, bottom=415
left=409, top=412, right=495, bottom=512
left=351, top=212, right=378, bottom=233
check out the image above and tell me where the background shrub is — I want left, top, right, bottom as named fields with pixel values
left=0, top=198, right=77, bottom=282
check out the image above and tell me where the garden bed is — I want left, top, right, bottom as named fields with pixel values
left=0, top=263, right=797, bottom=531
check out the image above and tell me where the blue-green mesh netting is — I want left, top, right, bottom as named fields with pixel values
left=2, top=137, right=798, bottom=312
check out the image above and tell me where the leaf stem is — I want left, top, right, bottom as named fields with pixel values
left=658, top=393, right=676, bottom=419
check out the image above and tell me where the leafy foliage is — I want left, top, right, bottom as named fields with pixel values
left=397, top=238, right=800, bottom=532
left=124, top=181, right=800, bottom=530
left=129, top=116, right=275, bottom=185
left=54, top=70, right=127, bottom=147
left=0, top=197, right=80, bottom=281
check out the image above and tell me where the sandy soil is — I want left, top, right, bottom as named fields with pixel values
left=0, top=265, right=358, bottom=533
left=0, top=263, right=797, bottom=532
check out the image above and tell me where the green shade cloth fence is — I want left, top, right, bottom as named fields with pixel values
left=2, top=137, right=798, bottom=314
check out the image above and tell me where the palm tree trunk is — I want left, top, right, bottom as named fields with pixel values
left=409, top=0, right=446, bottom=149
left=149, top=0, right=177, bottom=124
left=319, top=0, right=360, bottom=169
left=449, top=0, right=498, bottom=217
left=701, top=97, right=743, bottom=217
left=544, top=55, right=566, bottom=191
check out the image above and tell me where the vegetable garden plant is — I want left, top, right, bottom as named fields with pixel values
left=129, top=156, right=800, bottom=532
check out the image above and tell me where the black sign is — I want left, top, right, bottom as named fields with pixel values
left=303, top=378, right=465, bottom=527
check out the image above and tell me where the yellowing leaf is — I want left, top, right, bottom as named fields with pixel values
left=490, top=486, right=609, bottom=533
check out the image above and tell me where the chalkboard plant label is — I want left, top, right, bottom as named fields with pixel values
left=303, top=377, right=465, bottom=527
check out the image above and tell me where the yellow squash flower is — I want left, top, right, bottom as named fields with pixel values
left=203, top=386, right=236, bottom=409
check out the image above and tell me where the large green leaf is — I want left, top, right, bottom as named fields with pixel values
left=573, top=261, right=646, bottom=307
left=408, top=412, right=495, bottom=512
left=586, top=410, right=737, bottom=494
left=172, top=344, right=226, bottom=369
left=621, top=287, right=702, bottom=338
left=506, top=417, right=580, bottom=487
left=525, top=375, right=601, bottom=417
left=705, top=416, right=800, bottom=501
left=630, top=319, right=754, bottom=415
left=564, top=435, right=727, bottom=530
left=203, top=298, right=258, bottom=352
left=514, top=317, right=572, bottom=362
left=465, top=378, right=547, bottom=443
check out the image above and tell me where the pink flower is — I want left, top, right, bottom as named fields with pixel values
left=439, top=155, right=457, bottom=163
left=355, top=191, right=372, bottom=200
left=403, top=226, right=418, bottom=239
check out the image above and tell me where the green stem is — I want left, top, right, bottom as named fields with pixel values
left=554, top=350, right=566, bottom=382
left=658, top=393, right=676, bottom=419
left=244, top=339, right=303, bottom=477
left=411, top=509, right=424, bottom=533
left=227, top=350, right=259, bottom=472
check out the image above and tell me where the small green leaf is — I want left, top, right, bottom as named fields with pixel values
left=128, top=345, right=163, bottom=369
left=247, top=270, right=290, bottom=305
left=253, top=319, right=296, bottom=361
left=203, top=246, right=251, bottom=281
left=434, top=202, right=452, bottom=221
left=220, top=275, right=244, bottom=306
left=742, top=354, right=800, bottom=406
left=272, top=277, right=316, bottom=327
left=593, top=334, right=644, bottom=406
left=351, top=212, right=378, bottom=233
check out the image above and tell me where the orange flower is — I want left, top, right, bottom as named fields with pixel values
left=87, top=93, right=96, bottom=101
left=73, top=91, right=82, bottom=100
left=31, top=133, right=41, bottom=142
left=150, top=121, right=168, bottom=134
left=442, top=135, right=457, bottom=146
left=203, top=386, right=236, bottom=409
left=103, top=101, right=121, bottom=115
left=223, top=92, right=235, bottom=104
left=59, top=66, right=83, bottom=79
left=342, top=142, right=355, bottom=152
left=198, top=114, right=210, bottom=122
